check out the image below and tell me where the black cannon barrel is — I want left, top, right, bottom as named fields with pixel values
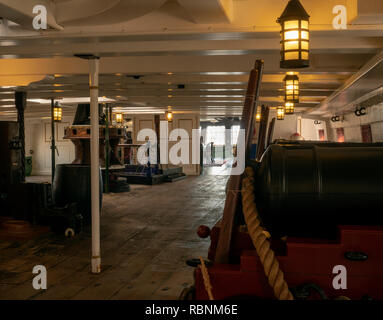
left=53, top=164, right=102, bottom=223
left=253, top=142, right=383, bottom=239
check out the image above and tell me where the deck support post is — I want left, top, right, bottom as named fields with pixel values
left=50, top=99, right=56, bottom=184
left=89, top=57, right=101, bottom=274
left=15, top=91, right=27, bottom=182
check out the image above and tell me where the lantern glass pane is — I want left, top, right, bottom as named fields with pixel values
left=284, top=20, right=299, bottom=29
left=285, top=30, right=299, bottom=40
left=301, top=31, right=309, bottom=40
left=285, top=52, right=299, bottom=60
left=285, top=41, right=299, bottom=51
left=301, top=51, right=309, bottom=60
left=301, top=20, right=309, bottom=29
left=301, top=41, right=309, bottom=50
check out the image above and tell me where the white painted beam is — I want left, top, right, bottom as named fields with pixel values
left=56, top=0, right=167, bottom=26
left=0, top=54, right=367, bottom=76
left=0, top=33, right=381, bottom=58
left=55, top=0, right=120, bottom=24
left=352, top=0, right=383, bottom=24
left=178, top=0, right=233, bottom=23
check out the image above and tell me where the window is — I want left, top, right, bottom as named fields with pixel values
left=231, top=125, right=240, bottom=145
left=361, top=124, right=372, bottom=143
left=206, top=126, right=225, bottom=145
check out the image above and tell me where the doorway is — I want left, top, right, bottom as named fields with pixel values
left=336, top=128, right=345, bottom=143
left=361, top=124, right=373, bottom=143
left=318, top=129, right=325, bottom=141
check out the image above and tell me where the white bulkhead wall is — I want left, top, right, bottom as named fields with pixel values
left=132, top=113, right=200, bottom=175
left=265, top=110, right=327, bottom=142
left=25, top=116, right=75, bottom=175
left=328, top=103, right=383, bottom=142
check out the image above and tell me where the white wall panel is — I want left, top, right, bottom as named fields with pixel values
left=26, top=117, right=75, bottom=175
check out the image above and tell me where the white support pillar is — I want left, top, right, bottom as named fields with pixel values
left=89, top=57, right=101, bottom=274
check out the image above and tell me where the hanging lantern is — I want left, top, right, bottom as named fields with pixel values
left=53, top=104, right=62, bottom=122
left=277, top=107, right=285, bottom=120
left=115, top=113, right=123, bottom=123
left=285, top=102, right=295, bottom=114
left=255, top=108, right=261, bottom=122
left=277, top=0, right=310, bottom=69
left=284, top=73, right=299, bottom=103
left=165, top=111, right=173, bottom=122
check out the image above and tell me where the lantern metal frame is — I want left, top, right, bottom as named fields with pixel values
left=277, top=0, right=310, bottom=69
left=284, top=74, right=299, bottom=103
left=277, top=107, right=285, bottom=120
left=285, top=102, right=295, bottom=114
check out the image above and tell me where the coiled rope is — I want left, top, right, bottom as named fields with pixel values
left=199, top=256, right=214, bottom=300
left=241, top=166, right=294, bottom=300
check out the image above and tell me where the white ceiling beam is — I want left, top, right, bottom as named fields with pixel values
left=55, top=0, right=120, bottom=24
left=304, top=50, right=383, bottom=116
left=56, top=0, right=167, bottom=26
left=0, top=34, right=381, bottom=58
left=0, top=54, right=370, bottom=78
left=178, top=0, right=233, bottom=23
left=352, top=0, right=383, bottom=25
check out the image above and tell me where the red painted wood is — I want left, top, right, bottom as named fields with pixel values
left=214, top=60, right=264, bottom=264
left=197, top=225, right=383, bottom=300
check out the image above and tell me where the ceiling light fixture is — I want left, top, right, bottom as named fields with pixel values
left=284, top=73, right=299, bottom=103
left=115, top=113, right=123, bottom=123
left=255, top=107, right=261, bottom=122
left=277, top=0, right=310, bottom=69
left=53, top=103, right=62, bottom=122
left=277, top=106, right=285, bottom=120
left=285, top=101, right=295, bottom=114
left=165, top=111, right=173, bottom=122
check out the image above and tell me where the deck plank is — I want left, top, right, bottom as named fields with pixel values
left=0, top=170, right=227, bottom=300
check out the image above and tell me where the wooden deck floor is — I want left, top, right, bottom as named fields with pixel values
left=0, top=170, right=228, bottom=300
